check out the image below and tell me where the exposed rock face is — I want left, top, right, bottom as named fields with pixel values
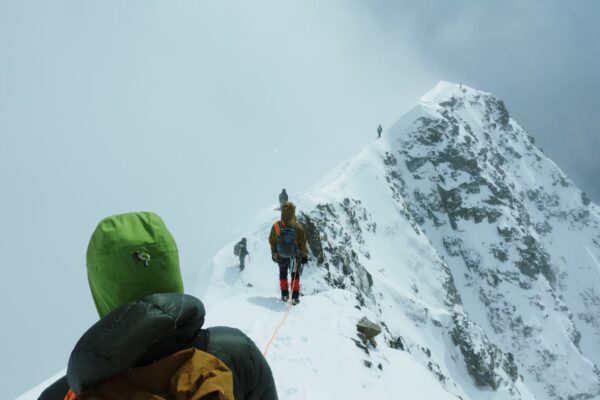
left=451, top=310, right=518, bottom=390
left=298, top=201, right=375, bottom=307
left=356, top=317, right=382, bottom=340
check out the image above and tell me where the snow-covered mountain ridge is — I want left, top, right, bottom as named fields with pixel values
left=381, top=81, right=600, bottom=398
left=197, top=82, right=600, bottom=399
left=20, top=82, right=600, bottom=399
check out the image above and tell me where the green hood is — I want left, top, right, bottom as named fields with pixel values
left=87, top=212, right=184, bottom=318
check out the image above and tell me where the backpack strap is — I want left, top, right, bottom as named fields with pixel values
left=274, top=220, right=285, bottom=236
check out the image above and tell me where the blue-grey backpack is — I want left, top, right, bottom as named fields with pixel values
left=275, top=221, right=299, bottom=258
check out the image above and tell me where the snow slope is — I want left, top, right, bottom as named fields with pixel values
left=22, top=82, right=600, bottom=399
left=386, top=81, right=600, bottom=398
left=197, top=82, right=600, bottom=399
left=195, top=203, right=464, bottom=399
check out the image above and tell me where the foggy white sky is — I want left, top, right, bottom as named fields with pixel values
left=1, top=1, right=597, bottom=398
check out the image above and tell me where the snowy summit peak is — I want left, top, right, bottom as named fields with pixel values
left=378, top=82, right=600, bottom=400
left=419, top=80, right=488, bottom=105
left=388, top=80, right=517, bottom=147
left=189, top=79, right=598, bottom=400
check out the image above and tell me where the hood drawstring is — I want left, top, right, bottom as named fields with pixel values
left=132, top=250, right=151, bottom=267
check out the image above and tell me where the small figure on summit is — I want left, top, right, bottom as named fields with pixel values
left=279, top=188, right=288, bottom=208
left=269, top=202, right=308, bottom=305
left=234, top=237, right=249, bottom=270
left=377, top=124, right=383, bottom=139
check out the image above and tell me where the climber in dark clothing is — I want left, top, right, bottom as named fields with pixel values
left=236, top=237, right=249, bottom=270
left=39, top=212, right=278, bottom=400
left=377, top=124, right=382, bottom=139
left=278, top=189, right=288, bottom=208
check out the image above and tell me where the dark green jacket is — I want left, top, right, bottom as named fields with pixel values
left=39, top=293, right=278, bottom=400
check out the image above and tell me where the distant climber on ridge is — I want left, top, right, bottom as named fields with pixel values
left=278, top=188, right=288, bottom=208
left=269, top=202, right=308, bottom=305
left=234, top=237, right=249, bottom=270
left=377, top=124, right=383, bottom=139
left=39, top=212, right=278, bottom=400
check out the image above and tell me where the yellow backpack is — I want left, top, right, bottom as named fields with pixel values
left=69, top=348, right=234, bottom=400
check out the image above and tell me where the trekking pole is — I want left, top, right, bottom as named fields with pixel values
left=239, top=273, right=249, bottom=294
left=290, top=257, right=298, bottom=304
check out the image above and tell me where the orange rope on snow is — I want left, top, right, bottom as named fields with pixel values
left=263, top=258, right=298, bottom=357
left=263, top=300, right=292, bottom=357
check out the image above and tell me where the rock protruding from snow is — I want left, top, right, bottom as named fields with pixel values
left=356, top=317, right=382, bottom=341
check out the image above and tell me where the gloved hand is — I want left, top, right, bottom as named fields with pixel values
left=271, top=252, right=279, bottom=263
left=300, top=255, right=309, bottom=265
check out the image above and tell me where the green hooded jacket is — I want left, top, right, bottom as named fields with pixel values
left=40, top=212, right=278, bottom=400
left=86, top=212, right=184, bottom=318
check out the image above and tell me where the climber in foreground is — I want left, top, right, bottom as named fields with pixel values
left=269, top=202, right=308, bottom=305
left=40, top=212, right=278, bottom=400
left=234, top=237, right=250, bottom=270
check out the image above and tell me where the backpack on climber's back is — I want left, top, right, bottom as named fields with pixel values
left=275, top=222, right=299, bottom=258
left=233, top=242, right=242, bottom=256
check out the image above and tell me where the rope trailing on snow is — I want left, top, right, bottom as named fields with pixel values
left=263, top=301, right=292, bottom=357
left=262, top=258, right=298, bottom=357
